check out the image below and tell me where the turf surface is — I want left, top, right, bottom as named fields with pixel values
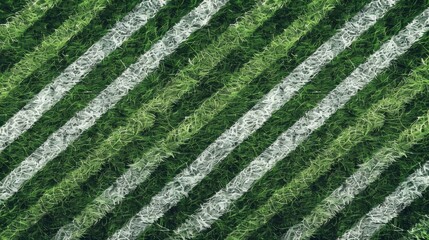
left=0, top=0, right=428, bottom=239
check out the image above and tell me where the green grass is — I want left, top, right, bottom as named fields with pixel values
left=311, top=107, right=429, bottom=239
left=13, top=0, right=340, bottom=238
left=227, top=57, right=429, bottom=240
left=0, top=0, right=289, bottom=238
left=139, top=1, right=426, bottom=238
left=0, top=0, right=85, bottom=72
left=0, top=0, right=63, bottom=51
left=0, top=0, right=111, bottom=102
left=409, top=215, right=429, bottom=239
left=1, top=0, right=429, bottom=239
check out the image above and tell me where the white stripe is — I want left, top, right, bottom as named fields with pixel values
left=283, top=124, right=424, bottom=240
left=53, top=0, right=289, bottom=238
left=0, top=0, right=229, bottom=203
left=172, top=8, right=429, bottom=239
left=339, top=157, right=429, bottom=240
left=106, top=0, right=400, bottom=238
left=0, top=0, right=168, bottom=152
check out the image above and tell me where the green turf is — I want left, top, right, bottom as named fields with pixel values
left=1, top=0, right=429, bottom=239
left=0, top=0, right=83, bottom=72
left=0, top=0, right=209, bottom=220
left=59, top=1, right=341, bottom=238
left=408, top=213, right=429, bottom=239
left=0, top=0, right=296, bottom=238
left=146, top=1, right=429, bottom=238
left=0, top=0, right=262, bottom=238
left=0, top=0, right=64, bottom=53
left=0, top=0, right=27, bottom=24
left=0, top=0, right=113, bottom=102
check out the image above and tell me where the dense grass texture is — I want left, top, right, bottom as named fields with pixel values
left=0, top=0, right=428, bottom=239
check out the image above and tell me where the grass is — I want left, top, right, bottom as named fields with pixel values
left=0, top=0, right=111, bottom=102
left=42, top=0, right=340, bottom=238
left=0, top=0, right=235, bottom=232
left=170, top=5, right=429, bottom=237
left=1, top=0, right=429, bottom=239
left=283, top=77, right=429, bottom=239
left=338, top=111, right=429, bottom=238
left=409, top=215, right=429, bottom=239
left=0, top=0, right=63, bottom=51
left=0, top=0, right=288, bottom=238
left=227, top=54, right=429, bottom=239
left=0, top=0, right=83, bottom=71
left=141, top=0, right=420, bottom=238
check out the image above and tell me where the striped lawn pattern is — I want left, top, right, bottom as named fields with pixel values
left=0, top=0, right=112, bottom=101
left=1, top=0, right=429, bottom=239
left=0, top=0, right=62, bottom=50
left=0, top=0, right=229, bottom=203
left=282, top=56, right=429, bottom=240
left=171, top=8, right=429, bottom=239
left=0, top=0, right=169, bottom=152
left=340, top=132, right=429, bottom=239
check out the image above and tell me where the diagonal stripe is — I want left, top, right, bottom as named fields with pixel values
left=339, top=132, right=429, bottom=240
left=12, top=0, right=292, bottom=238
left=101, top=0, right=398, bottom=237
left=106, top=0, right=401, bottom=238
left=0, top=0, right=62, bottom=50
left=50, top=1, right=341, bottom=239
left=172, top=7, right=429, bottom=239
left=47, top=0, right=337, bottom=238
left=230, top=55, right=429, bottom=240
left=0, top=0, right=230, bottom=204
left=0, top=0, right=168, bottom=152
left=0, top=0, right=111, bottom=102
left=284, top=103, right=429, bottom=240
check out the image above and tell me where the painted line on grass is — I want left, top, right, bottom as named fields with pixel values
left=172, top=8, right=429, bottom=239
left=107, top=0, right=401, bottom=238
left=233, top=56, right=429, bottom=240
left=0, top=0, right=62, bottom=50
left=50, top=1, right=335, bottom=236
left=339, top=128, right=429, bottom=240
left=0, top=0, right=113, bottom=102
left=0, top=0, right=169, bottom=152
left=284, top=101, right=429, bottom=240
left=0, top=0, right=109, bottom=101
left=52, top=0, right=341, bottom=239
left=1, top=0, right=291, bottom=237
left=0, top=0, right=230, bottom=204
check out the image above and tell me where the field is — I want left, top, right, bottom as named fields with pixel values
left=1, top=0, right=429, bottom=239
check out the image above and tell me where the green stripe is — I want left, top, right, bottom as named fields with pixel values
left=0, top=0, right=142, bottom=124
left=0, top=0, right=63, bottom=50
left=226, top=53, right=429, bottom=240
left=408, top=215, right=429, bottom=240
left=151, top=0, right=416, bottom=237
left=0, top=0, right=111, bottom=101
left=0, top=0, right=86, bottom=72
left=0, top=0, right=290, bottom=238
left=38, top=0, right=338, bottom=238
left=183, top=2, right=428, bottom=238
left=37, top=0, right=307, bottom=237
left=76, top=0, right=340, bottom=238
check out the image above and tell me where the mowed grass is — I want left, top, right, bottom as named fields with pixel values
left=0, top=0, right=428, bottom=239
left=0, top=0, right=80, bottom=71
left=17, top=0, right=338, bottom=237
left=0, top=0, right=113, bottom=101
